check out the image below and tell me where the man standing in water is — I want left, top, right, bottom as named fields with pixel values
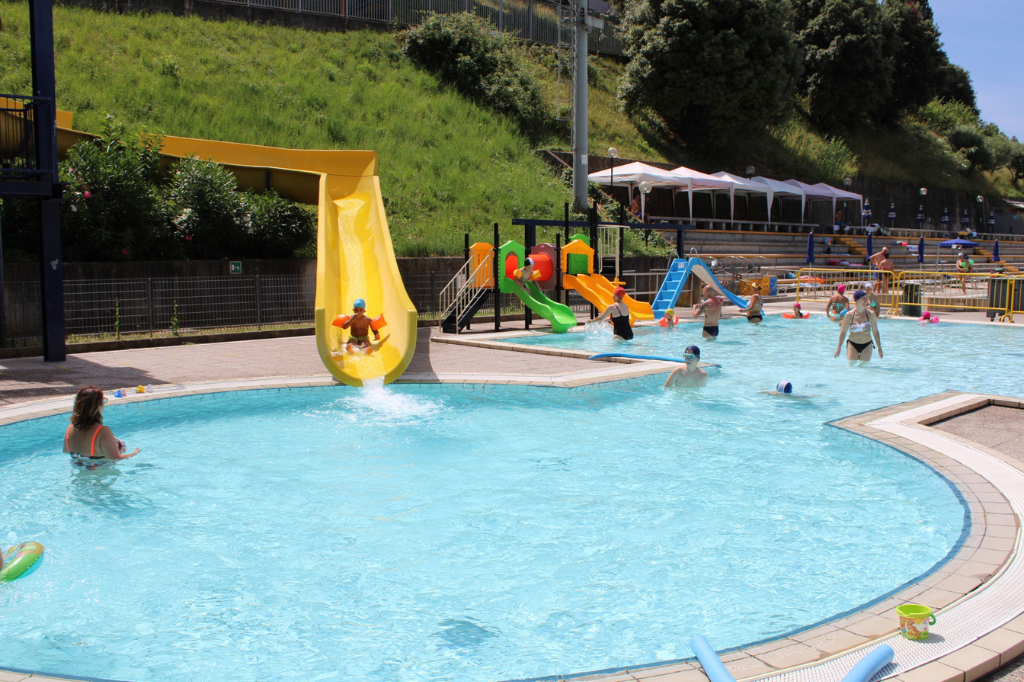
left=693, top=285, right=723, bottom=338
left=664, top=346, right=708, bottom=388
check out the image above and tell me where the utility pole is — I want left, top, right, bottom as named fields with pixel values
left=571, top=1, right=589, bottom=212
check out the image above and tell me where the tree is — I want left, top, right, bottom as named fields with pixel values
left=793, top=0, right=893, bottom=130
left=1008, top=141, right=1024, bottom=186
left=947, top=125, right=995, bottom=175
left=876, top=0, right=946, bottom=123
left=938, top=63, right=979, bottom=116
left=618, top=0, right=800, bottom=151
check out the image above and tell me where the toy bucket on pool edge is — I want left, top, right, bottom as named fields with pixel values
left=897, top=604, right=936, bottom=640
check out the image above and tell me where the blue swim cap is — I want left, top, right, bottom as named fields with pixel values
left=685, top=345, right=700, bottom=358
left=776, top=381, right=793, bottom=394
left=525, top=257, right=534, bottom=266
left=853, top=290, right=866, bottom=301
left=353, top=298, right=366, bottom=309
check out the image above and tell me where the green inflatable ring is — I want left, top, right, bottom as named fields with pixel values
left=0, top=541, right=45, bottom=582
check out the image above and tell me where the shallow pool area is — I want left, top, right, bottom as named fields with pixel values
left=1, top=316, right=1021, bottom=682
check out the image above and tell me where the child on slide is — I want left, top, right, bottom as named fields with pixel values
left=342, top=299, right=380, bottom=354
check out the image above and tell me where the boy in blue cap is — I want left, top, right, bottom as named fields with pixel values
left=663, top=345, right=707, bottom=388
left=342, top=298, right=380, bottom=354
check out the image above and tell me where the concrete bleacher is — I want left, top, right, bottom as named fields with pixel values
left=678, top=229, right=1023, bottom=273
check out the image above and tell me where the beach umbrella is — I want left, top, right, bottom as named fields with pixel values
left=917, top=235, right=925, bottom=264
left=993, top=239, right=1000, bottom=262
left=961, top=209, right=970, bottom=228
left=989, top=211, right=996, bottom=229
left=863, top=198, right=872, bottom=222
left=866, top=232, right=873, bottom=261
left=939, top=238, right=978, bottom=247
left=916, top=205, right=925, bottom=223
left=941, top=207, right=950, bottom=225
left=888, top=202, right=897, bottom=228
left=806, top=232, right=815, bottom=264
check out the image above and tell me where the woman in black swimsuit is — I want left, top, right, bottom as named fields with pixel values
left=835, top=291, right=883, bottom=362
left=62, top=386, right=140, bottom=462
left=744, top=284, right=763, bottom=324
left=594, top=287, right=634, bottom=340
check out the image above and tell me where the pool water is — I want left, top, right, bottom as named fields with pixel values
left=1, top=315, right=1017, bottom=682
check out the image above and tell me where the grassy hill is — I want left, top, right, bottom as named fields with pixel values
left=0, top=1, right=1016, bottom=258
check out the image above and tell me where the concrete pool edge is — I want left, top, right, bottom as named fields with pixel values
left=1, top=389, right=1022, bottom=682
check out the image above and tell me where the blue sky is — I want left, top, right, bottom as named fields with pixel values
left=931, top=0, right=1024, bottom=139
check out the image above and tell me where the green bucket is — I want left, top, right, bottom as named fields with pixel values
left=896, top=604, right=936, bottom=640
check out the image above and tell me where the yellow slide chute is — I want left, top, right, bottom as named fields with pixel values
left=45, top=103, right=416, bottom=387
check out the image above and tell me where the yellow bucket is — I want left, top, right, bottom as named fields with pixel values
left=896, top=604, right=936, bottom=640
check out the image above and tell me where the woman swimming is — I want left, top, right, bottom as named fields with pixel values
left=835, top=290, right=883, bottom=362
left=62, top=386, right=140, bottom=463
left=826, top=284, right=850, bottom=322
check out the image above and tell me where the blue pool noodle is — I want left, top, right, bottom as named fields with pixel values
left=690, top=636, right=735, bottom=682
left=690, top=635, right=894, bottom=682
left=841, top=644, right=894, bottom=682
left=588, top=352, right=687, bottom=363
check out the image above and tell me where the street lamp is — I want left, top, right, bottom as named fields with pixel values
left=745, top=166, right=755, bottom=178
left=843, top=177, right=852, bottom=187
left=608, top=146, right=618, bottom=188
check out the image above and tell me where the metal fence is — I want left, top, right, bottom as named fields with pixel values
left=211, top=0, right=625, bottom=55
left=2, top=275, right=317, bottom=345
left=0, top=95, right=45, bottom=180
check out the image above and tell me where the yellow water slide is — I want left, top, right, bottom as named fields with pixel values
left=43, top=104, right=416, bottom=387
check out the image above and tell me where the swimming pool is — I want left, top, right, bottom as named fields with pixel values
left=1, top=316, right=1016, bottom=682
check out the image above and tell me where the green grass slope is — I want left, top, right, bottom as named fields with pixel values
left=0, top=1, right=579, bottom=256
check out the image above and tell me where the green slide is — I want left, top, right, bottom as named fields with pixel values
left=514, top=280, right=578, bottom=333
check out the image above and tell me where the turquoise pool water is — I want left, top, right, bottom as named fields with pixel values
left=1, top=315, right=1017, bottom=682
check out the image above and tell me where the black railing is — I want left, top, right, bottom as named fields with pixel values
left=0, top=94, right=51, bottom=180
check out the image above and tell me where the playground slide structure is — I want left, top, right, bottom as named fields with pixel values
left=652, top=258, right=752, bottom=320
left=559, top=239, right=653, bottom=324
left=47, top=107, right=416, bottom=387
left=497, top=241, right=577, bottom=333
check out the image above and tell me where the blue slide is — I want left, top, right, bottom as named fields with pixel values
left=653, top=258, right=752, bottom=319
left=690, top=635, right=894, bottom=682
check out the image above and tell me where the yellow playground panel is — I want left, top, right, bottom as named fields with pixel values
left=560, top=239, right=653, bottom=323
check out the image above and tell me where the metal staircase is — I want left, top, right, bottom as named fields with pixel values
left=438, top=253, right=493, bottom=334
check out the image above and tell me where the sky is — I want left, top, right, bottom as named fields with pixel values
left=930, top=0, right=1024, bottom=140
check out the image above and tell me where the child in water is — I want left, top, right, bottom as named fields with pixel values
left=342, top=299, right=380, bottom=354
left=661, top=308, right=678, bottom=328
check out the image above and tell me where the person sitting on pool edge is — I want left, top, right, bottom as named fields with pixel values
left=826, top=284, right=850, bottom=322
left=62, top=386, right=140, bottom=462
left=342, top=298, right=380, bottom=354
left=593, top=286, right=634, bottom=340
left=664, top=345, right=707, bottom=388
left=693, top=285, right=724, bottom=338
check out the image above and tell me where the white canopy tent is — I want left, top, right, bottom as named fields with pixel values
left=588, top=162, right=685, bottom=219
left=712, top=172, right=771, bottom=222
left=753, top=176, right=806, bottom=225
left=669, top=166, right=735, bottom=223
left=785, top=180, right=864, bottom=226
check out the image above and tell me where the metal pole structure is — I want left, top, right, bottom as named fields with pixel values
left=255, top=275, right=262, bottom=331
left=493, top=222, right=500, bottom=332
left=555, top=233, right=562, bottom=304
left=571, top=1, right=589, bottom=211
left=0, top=207, right=6, bottom=346
left=148, top=278, right=154, bottom=338
left=30, top=0, right=64, bottom=361
left=524, top=221, right=535, bottom=330
left=564, top=202, right=570, bottom=243
left=464, top=232, right=470, bottom=265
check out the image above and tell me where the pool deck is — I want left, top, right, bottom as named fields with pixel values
left=2, top=307, right=1024, bottom=682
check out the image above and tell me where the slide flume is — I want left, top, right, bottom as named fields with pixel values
left=653, top=258, right=752, bottom=318
left=510, top=281, right=577, bottom=333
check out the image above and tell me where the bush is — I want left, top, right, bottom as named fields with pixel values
left=947, top=125, right=995, bottom=175
left=402, top=13, right=548, bottom=134
left=61, top=118, right=173, bottom=261
left=917, top=98, right=979, bottom=136
left=163, top=157, right=247, bottom=260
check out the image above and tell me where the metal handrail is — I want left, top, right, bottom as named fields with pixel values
left=438, top=252, right=493, bottom=332
left=895, top=270, right=1013, bottom=319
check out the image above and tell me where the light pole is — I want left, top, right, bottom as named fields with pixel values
left=976, top=195, right=984, bottom=236
left=639, top=180, right=652, bottom=223
left=608, top=146, right=618, bottom=215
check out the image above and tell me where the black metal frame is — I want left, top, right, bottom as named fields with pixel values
left=0, top=0, right=64, bottom=359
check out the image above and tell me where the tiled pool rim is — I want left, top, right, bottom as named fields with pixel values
left=2, top=382, right=1023, bottom=682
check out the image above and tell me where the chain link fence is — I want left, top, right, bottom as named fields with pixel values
left=215, top=0, right=624, bottom=55
left=1, top=272, right=605, bottom=346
